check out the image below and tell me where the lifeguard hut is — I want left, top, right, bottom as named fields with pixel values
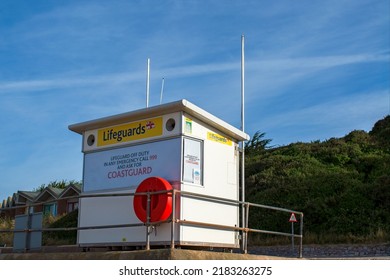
left=69, top=99, right=249, bottom=249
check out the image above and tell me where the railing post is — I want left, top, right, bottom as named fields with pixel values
left=170, top=189, right=176, bottom=249
left=299, top=213, right=304, bottom=258
left=25, top=205, right=32, bottom=252
left=240, top=201, right=246, bottom=254
left=244, top=202, right=250, bottom=254
left=291, top=220, right=295, bottom=255
left=145, top=192, right=151, bottom=250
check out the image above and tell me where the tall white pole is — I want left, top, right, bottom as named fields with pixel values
left=241, top=34, right=246, bottom=253
left=160, top=78, right=165, bottom=104
left=241, top=36, right=245, bottom=134
left=146, top=58, right=150, bottom=108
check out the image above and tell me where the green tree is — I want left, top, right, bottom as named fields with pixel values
left=245, top=131, right=272, bottom=155
left=245, top=115, right=390, bottom=243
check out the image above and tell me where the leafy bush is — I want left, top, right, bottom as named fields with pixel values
left=0, top=217, right=14, bottom=247
left=246, top=115, right=390, bottom=243
left=42, top=210, right=78, bottom=245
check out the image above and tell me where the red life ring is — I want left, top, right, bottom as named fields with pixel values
left=133, top=177, right=173, bottom=223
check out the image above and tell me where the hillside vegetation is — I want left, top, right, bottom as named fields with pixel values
left=2, top=117, right=389, bottom=246
left=245, top=116, right=390, bottom=244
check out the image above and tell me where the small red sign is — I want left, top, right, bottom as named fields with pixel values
left=289, top=213, right=298, bottom=223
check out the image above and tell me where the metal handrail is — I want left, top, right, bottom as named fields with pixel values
left=0, top=188, right=304, bottom=257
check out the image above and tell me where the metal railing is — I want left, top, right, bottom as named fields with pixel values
left=0, top=189, right=304, bottom=257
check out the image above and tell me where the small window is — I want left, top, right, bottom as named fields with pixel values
left=182, top=138, right=203, bottom=185
left=43, top=203, right=57, bottom=216
left=67, top=202, right=79, bottom=213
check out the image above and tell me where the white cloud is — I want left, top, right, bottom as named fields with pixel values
left=251, top=90, right=389, bottom=145
left=1, top=53, right=387, bottom=93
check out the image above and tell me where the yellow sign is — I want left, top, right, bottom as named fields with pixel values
left=97, top=117, right=163, bottom=147
left=207, top=132, right=232, bottom=146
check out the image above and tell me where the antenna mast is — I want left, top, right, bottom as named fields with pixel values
left=146, top=58, right=150, bottom=108
left=240, top=34, right=246, bottom=253
left=160, top=78, right=165, bottom=104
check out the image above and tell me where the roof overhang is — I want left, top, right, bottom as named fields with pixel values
left=69, top=99, right=249, bottom=142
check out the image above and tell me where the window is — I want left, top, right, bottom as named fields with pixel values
left=182, top=138, right=203, bottom=185
left=67, top=201, right=79, bottom=213
left=43, top=203, right=57, bottom=216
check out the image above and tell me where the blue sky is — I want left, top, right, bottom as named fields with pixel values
left=1, top=0, right=389, bottom=196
